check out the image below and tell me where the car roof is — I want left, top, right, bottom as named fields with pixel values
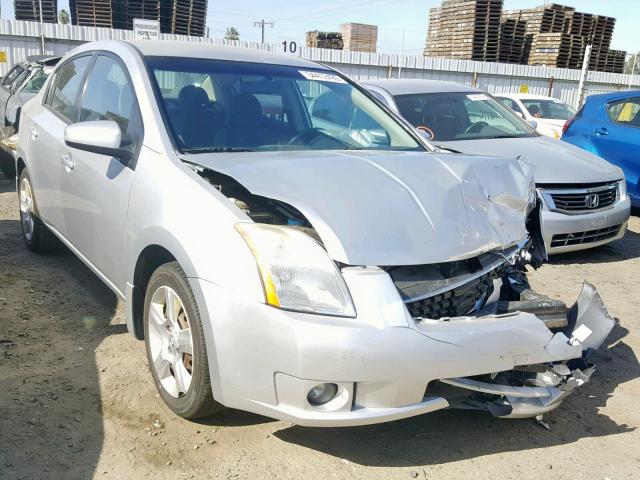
left=362, top=79, right=479, bottom=95
left=122, top=40, right=321, bottom=69
left=586, top=89, right=640, bottom=103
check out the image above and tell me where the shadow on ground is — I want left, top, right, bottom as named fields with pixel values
left=0, top=215, right=122, bottom=479
left=275, top=322, right=638, bottom=467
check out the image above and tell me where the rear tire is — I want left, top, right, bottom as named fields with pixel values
left=18, top=168, right=59, bottom=252
left=143, top=262, right=224, bottom=419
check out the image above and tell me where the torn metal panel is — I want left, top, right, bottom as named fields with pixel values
left=183, top=149, right=533, bottom=266
left=428, top=283, right=614, bottom=418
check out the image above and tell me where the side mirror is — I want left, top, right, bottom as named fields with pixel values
left=64, top=120, right=132, bottom=162
left=515, top=112, right=524, bottom=119
left=527, top=120, right=538, bottom=130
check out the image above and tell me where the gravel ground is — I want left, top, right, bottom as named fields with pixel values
left=1, top=173, right=639, bottom=480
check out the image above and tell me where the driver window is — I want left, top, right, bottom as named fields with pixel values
left=79, top=55, right=142, bottom=151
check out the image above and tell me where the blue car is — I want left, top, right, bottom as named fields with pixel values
left=563, top=90, right=640, bottom=206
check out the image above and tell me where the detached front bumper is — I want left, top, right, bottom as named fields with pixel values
left=196, top=268, right=614, bottom=427
left=538, top=191, right=630, bottom=255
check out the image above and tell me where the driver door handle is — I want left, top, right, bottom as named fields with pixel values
left=593, top=127, right=609, bottom=136
left=61, top=153, right=74, bottom=170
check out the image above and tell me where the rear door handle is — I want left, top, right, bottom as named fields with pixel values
left=593, top=127, right=609, bottom=136
left=61, top=153, right=74, bottom=170
left=30, top=126, right=38, bottom=140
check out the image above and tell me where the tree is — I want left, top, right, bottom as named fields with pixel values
left=225, top=27, right=240, bottom=41
left=58, top=9, right=70, bottom=25
left=625, top=53, right=639, bottom=75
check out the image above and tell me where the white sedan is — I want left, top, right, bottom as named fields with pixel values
left=494, top=93, right=576, bottom=139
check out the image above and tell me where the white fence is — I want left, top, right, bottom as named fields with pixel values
left=0, top=19, right=638, bottom=106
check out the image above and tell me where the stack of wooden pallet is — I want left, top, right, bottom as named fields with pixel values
left=14, top=0, right=58, bottom=23
left=497, top=18, right=526, bottom=64
left=305, top=31, right=344, bottom=50
left=340, top=23, right=378, bottom=53
left=70, top=0, right=113, bottom=28
left=528, top=32, right=586, bottom=69
left=165, top=0, right=207, bottom=36
left=587, top=15, right=616, bottom=71
left=424, top=0, right=503, bottom=62
left=605, top=49, right=626, bottom=74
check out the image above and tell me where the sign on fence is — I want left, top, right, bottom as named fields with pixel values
left=133, top=19, right=160, bottom=41
left=0, top=52, right=7, bottom=63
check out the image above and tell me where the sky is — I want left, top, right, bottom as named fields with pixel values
left=1, top=0, right=638, bottom=55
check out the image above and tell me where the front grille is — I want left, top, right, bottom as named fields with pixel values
left=548, top=184, right=617, bottom=213
left=550, top=224, right=622, bottom=248
left=404, top=266, right=504, bottom=319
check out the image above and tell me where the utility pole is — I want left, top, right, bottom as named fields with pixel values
left=39, top=0, right=45, bottom=54
left=398, top=30, right=405, bottom=79
left=253, top=19, right=274, bottom=45
left=629, top=53, right=638, bottom=90
left=575, top=44, right=592, bottom=109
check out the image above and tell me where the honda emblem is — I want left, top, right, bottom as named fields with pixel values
left=585, top=193, right=600, bottom=209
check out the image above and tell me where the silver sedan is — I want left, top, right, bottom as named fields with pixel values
left=15, top=40, right=614, bottom=427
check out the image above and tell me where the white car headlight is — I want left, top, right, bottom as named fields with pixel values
left=236, top=223, right=356, bottom=317
left=619, top=179, right=628, bottom=201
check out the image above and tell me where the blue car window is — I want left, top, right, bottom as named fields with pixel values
left=606, top=98, right=640, bottom=127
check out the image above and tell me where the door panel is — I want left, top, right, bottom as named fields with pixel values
left=61, top=54, right=142, bottom=291
left=28, top=55, right=92, bottom=232
left=591, top=98, right=640, bottom=199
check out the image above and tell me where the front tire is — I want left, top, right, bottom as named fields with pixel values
left=143, top=262, right=224, bottom=419
left=18, top=168, right=59, bottom=252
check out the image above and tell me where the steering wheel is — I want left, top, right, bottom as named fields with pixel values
left=464, top=121, right=489, bottom=134
left=288, top=128, right=330, bottom=146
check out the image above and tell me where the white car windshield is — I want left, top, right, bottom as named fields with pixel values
left=521, top=99, right=576, bottom=120
left=393, top=91, right=537, bottom=142
left=146, top=56, right=423, bottom=153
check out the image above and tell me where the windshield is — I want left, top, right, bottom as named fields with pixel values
left=520, top=99, right=576, bottom=120
left=146, top=57, right=422, bottom=153
left=393, top=91, right=536, bottom=141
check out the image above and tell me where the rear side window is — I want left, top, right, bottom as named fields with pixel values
left=606, top=98, right=640, bottom=127
left=46, top=56, right=92, bottom=122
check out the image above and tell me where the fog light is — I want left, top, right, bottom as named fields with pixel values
left=307, top=383, right=339, bottom=406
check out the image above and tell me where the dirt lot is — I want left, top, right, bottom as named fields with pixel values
left=0, top=173, right=639, bottom=480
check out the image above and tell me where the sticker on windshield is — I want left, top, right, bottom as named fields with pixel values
left=299, top=70, right=346, bottom=83
left=467, top=94, right=490, bottom=101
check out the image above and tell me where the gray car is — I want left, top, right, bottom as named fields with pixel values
left=16, top=40, right=614, bottom=427
left=0, top=55, right=59, bottom=177
left=363, top=79, right=631, bottom=255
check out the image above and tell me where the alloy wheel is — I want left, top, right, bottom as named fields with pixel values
left=148, top=285, right=194, bottom=398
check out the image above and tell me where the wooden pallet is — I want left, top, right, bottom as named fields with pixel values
left=341, top=23, right=378, bottom=53
left=306, top=31, right=344, bottom=50
left=15, top=0, right=58, bottom=23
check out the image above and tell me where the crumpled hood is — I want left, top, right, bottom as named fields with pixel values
left=440, top=136, right=623, bottom=185
left=186, top=150, right=534, bottom=266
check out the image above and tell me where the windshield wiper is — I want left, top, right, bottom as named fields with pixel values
left=181, top=147, right=255, bottom=154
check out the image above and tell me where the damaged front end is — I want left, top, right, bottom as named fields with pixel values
left=186, top=150, right=614, bottom=422
left=406, top=262, right=614, bottom=418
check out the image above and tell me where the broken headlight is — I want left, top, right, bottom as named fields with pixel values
left=235, top=223, right=356, bottom=317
